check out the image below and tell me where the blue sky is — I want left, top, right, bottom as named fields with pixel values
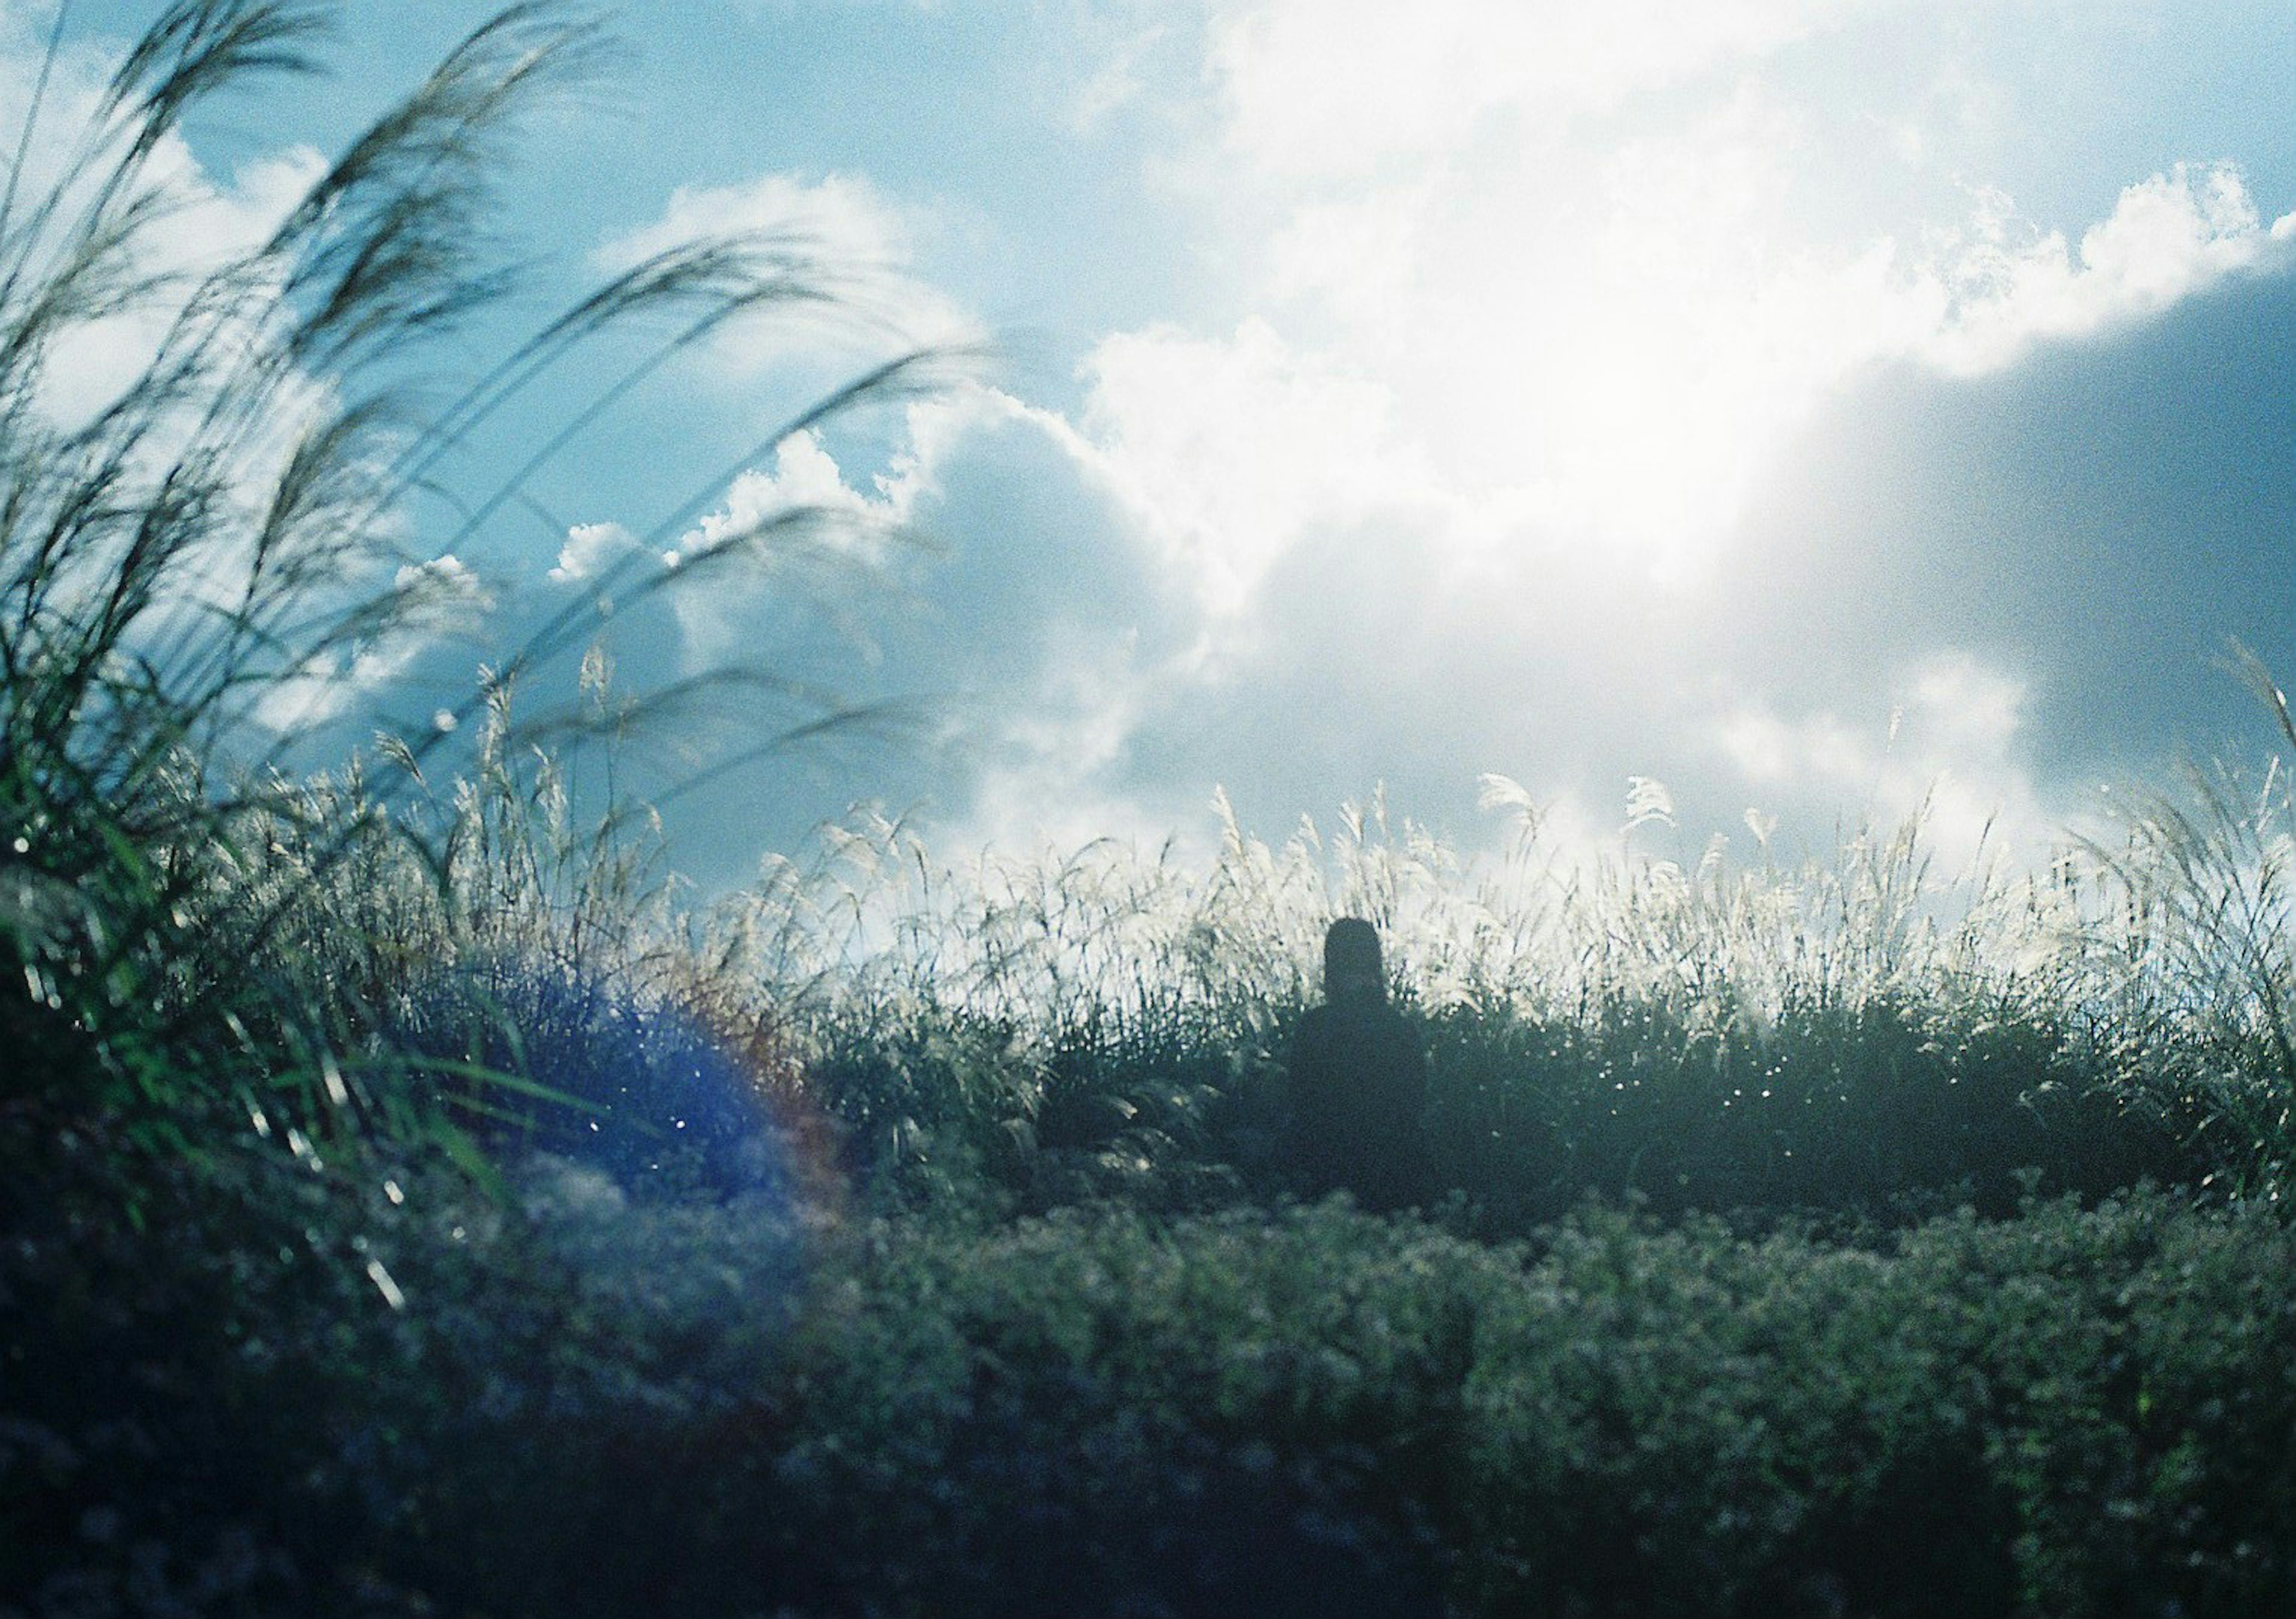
left=32, top=0, right=2296, bottom=886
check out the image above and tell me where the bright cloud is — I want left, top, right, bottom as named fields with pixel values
left=1074, top=5, right=2296, bottom=601
left=1923, top=164, right=2296, bottom=375
left=254, top=554, right=490, bottom=732
left=661, top=427, right=912, bottom=666
left=392, top=554, right=495, bottom=625
left=1706, top=655, right=2049, bottom=873
left=0, top=13, right=460, bottom=738
left=0, top=14, right=330, bottom=430
left=909, top=1, right=2296, bottom=865
left=45, top=0, right=2286, bottom=885
left=1079, top=318, right=1441, bottom=615
left=549, top=521, right=639, bottom=585
left=604, top=170, right=914, bottom=270
left=686, top=427, right=911, bottom=549
left=579, top=2, right=2296, bottom=879
left=38, top=145, right=327, bottom=429
left=252, top=646, right=407, bottom=734
left=596, top=170, right=978, bottom=368
left=1209, top=0, right=1866, bottom=177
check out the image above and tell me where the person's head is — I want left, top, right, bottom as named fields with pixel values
left=1323, top=917, right=1385, bottom=1006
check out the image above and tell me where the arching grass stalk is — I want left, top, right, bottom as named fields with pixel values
left=2069, top=646, right=2296, bottom=1199
left=0, top=1, right=954, bottom=1169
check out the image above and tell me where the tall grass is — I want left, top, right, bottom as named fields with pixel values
left=682, top=768, right=2242, bottom=1224
left=2062, top=648, right=2296, bottom=1199
left=0, top=0, right=936, bottom=1172
left=692, top=671, right=2284, bottom=1226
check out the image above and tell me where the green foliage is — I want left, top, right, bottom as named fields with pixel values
left=11, top=1111, right=2291, bottom=1616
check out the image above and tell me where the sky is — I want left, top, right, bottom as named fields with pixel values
left=26, top=0, right=2296, bottom=889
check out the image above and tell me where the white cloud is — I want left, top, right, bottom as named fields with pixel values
left=596, top=170, right=978, bottom=369
left=0, top=14, right=462, bottom=726
left=691, top=428, right=903, bottom=546
left=724, top=2, right=2296, bottom=879
left=932, top=645, right=1181, bottom=857
left=1080, top=22, right=2296, bottom=598
left=1904, top=656, right=2025, bottom=759
left=605, top=170, right=912, bottom=269
left=662, top=427, right=910, bottom=665
left=37, top=145, right=328, bottom=428
left=728, top=429, right=881, bottom=518
left=1209, top=0, right=1867, bottom=178
left=254, top=555, right=490, bottom=732
left=549, top=521, right=639, bottom=585
left=1090, top=91, right=1913, bottom=582
left=1078, top=317, right=1442, bottom=615
left=251, top=647, right=399, bottom=733
left=0, top=12, right=331, bottom=432
left=393, top=553, right=494, bottom=623
left=1706, top=655, right=2050, bottom=873
left=1922, top=165, right=2296, bottom=375
left=1067, top=21, right=1171, bottom=132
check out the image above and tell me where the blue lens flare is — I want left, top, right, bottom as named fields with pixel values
left=392, top=957, right=800, bottom=1205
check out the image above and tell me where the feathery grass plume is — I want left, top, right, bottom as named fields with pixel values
left=701, top=772, right=2234, bottom=1223
left=2063, top=646, right=2296, bottom=1200
left=0, top=1, right=951, bottom=1178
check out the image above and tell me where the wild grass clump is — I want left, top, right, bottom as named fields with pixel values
left=2060, top=651, right=2296, bottom=1200
left=0, top=1095, right=813, bottom=1617
left=716, top=783, right=2223, bottom=1229
left=0, top=0, right=926, bottom=1181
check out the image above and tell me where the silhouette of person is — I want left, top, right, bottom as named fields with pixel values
left=1285, top=918, right=1427, bottom=1211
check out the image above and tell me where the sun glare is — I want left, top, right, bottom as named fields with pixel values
left=1283, top=111, right=1942, bottom=592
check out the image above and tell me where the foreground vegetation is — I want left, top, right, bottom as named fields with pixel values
left=11, top=1119, right=2295, bottom=1618
left=4, top=5, right=2295, bottom=1616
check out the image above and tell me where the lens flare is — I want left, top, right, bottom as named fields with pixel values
left=392, top=956, right=837, bottom=1215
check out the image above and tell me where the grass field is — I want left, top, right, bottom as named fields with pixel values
left=4, top=7, right=2294, bottom=1616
